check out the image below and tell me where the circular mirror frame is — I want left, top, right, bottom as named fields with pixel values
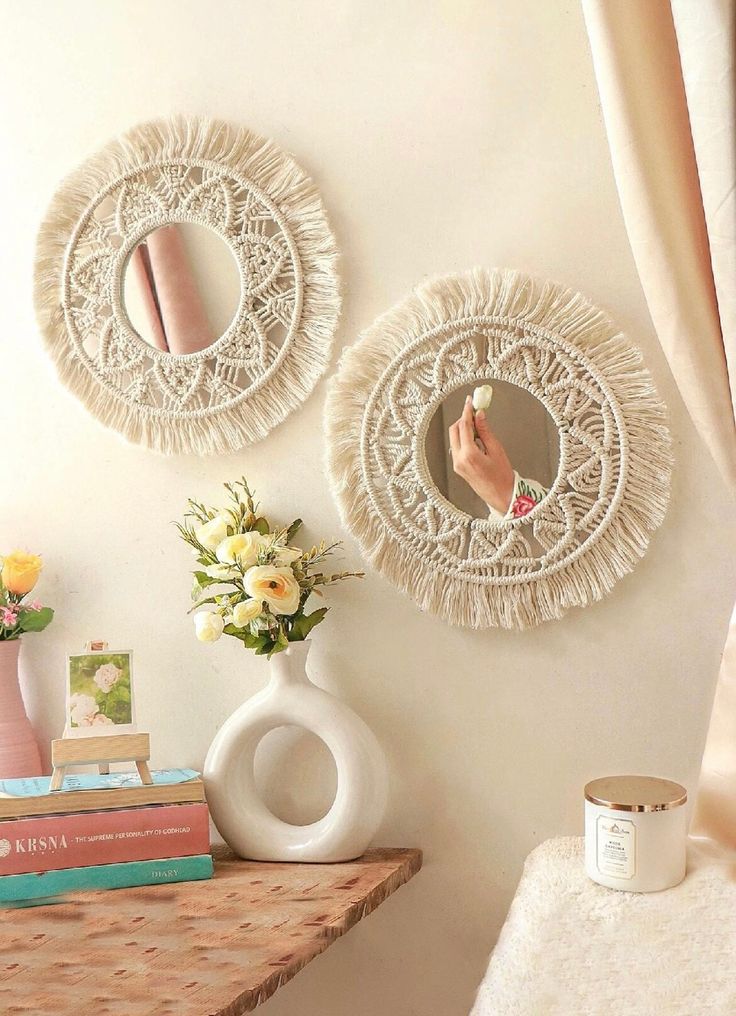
left=326, top=268, right=673, bottom=630
left=35, top=116, right=340, bottom=454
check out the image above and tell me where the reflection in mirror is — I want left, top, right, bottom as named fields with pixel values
left=425, top=382, right=560, bottom=520
left=123, top=223, right=241, bottom=354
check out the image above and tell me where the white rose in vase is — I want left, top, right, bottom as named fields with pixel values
left=204, top=563, right=239, bottom=581
left=194, top=515, right=230, bottom=552
left=231, top=599, right=263, bottom=627
left=272, top=545, right=303, bottom=566
left=243, top=565, right=301, bottom=615
left=216, top=532, right=270, bottom=569
left=194, top=611, right=225, bottom=643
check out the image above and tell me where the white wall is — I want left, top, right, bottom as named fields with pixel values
left=2, top=3, right=735, bottom=1014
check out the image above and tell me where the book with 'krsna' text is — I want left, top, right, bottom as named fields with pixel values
left=0, top=802, right=209, bottom=876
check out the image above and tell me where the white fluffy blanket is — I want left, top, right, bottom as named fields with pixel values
left=471, top=836, right=736, bottom=1015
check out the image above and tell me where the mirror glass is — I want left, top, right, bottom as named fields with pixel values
left=425, top=381, right=560, bottom=519
left=122, top=222, right=240, bottom=353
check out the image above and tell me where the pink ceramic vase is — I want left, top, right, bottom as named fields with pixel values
left=0, top=639, right=42, bottom=779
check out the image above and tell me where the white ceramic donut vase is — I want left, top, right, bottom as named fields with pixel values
left=204, top=640, right=388, bottom=862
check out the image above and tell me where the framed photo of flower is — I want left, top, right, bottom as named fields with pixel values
left=65, top=651, right=136, bottom=738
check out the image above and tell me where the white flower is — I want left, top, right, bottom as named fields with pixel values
left=271, top=545, right=303, bottom=566
left=244, top=565, right=301, bottom=616
left=216, top=532, right=270, bottom=568
left=231, top=599, right=263, bottom=627
left=472, top=385, right=494, bottom=411
left=204, top=563, right=238, bottom=581
left=69, top=693, right=98, bottom=727
left=92, top=713, right=114, bottom=726
left=194, top=611, right=225, bottom=643
left=93, top=662, right=122, bottom=693
left=195, top=515, right=230, bottom=551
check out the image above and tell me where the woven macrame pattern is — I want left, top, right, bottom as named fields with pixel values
left=326, top=269, right=672, bottom=629
left=65, top=164, right=300, bottom=414
left=35, top=118, right=340, bottom=454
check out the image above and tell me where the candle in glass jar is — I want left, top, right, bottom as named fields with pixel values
left=584, top=775, right=687, bottom=892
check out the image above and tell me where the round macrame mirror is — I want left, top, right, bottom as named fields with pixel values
left=34, top=117, right=340, bottom=454
left=326, top=268, right=672, bottom=630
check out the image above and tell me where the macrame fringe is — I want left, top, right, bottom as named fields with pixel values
left=325, top=267, right=673, bottom=630
left=34, top=116, right=341, bottom=454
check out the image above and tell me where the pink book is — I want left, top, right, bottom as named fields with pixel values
left=0, top=803, right=209, bottom=876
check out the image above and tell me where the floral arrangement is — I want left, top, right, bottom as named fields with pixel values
left=0, top=551, right=54, bottom=641
left=176, top=478, right=362, bottom=658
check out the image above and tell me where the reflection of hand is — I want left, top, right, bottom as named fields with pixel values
left=449, top=396, right=515, bottom=514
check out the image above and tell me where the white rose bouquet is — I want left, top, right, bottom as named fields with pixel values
left=176, top=478, right=363, bottom=658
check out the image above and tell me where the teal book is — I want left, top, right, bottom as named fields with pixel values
left=0, top=853, right=213, bottom=905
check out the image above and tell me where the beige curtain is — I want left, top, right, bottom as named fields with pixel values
left=582, top=0, right=736, bottom=845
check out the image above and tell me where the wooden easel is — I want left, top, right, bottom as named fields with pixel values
left=50, top=733, right=153, bottom=791
left=50, top=639, right=153, bottom=792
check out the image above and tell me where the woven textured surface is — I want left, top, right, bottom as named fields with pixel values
left=326, top=268, right=672, bottom=629
left=0, top=846, right=421, bottom=1015
left=471, top=837, right=736, bottom=1016
left=35, top=117, right=340, bottom=454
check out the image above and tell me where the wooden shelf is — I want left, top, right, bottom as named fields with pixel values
left=0, top=846, right=422, bottom=1015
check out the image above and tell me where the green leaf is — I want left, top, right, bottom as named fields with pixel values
left=286, top=518, right=303, bottom=542
left=245, top=632, right=270, bottom=652
left=252, top=517, right=270, bottom=536
left=97, top=681, right=132, bottom=725
left=188, top=596, right=220, bottom=614
left=288, top=607, right=328, bottom=641
left=17, top=607, right=54, bottom=633
left=254, top=638, right=276, bottom=655
left=224, top=626, right=271, bottom=653
left=193, top=571, right=222, bottom=589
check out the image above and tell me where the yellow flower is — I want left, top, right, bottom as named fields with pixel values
left=216, top=532, right=269, bottom=568
left=244, top=565, right=301, bottom=615
left=2, top=551, right=42, bottom=596
left=231, top=599, right=263, bottom=627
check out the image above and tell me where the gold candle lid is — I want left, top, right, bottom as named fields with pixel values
left=584, top=775, right=687, bottom=812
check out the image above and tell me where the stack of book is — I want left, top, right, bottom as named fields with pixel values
left=0, top=768, right=212, bottom=905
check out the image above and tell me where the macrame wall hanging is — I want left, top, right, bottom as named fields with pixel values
left=35, top=117, right=340, bottom=454
left=326, top=268, right=673, bottom=630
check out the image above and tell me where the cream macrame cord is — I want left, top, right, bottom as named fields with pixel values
left=325, top=268, right=672, bottom=630
left=35, top=117, right=341, bottom=454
